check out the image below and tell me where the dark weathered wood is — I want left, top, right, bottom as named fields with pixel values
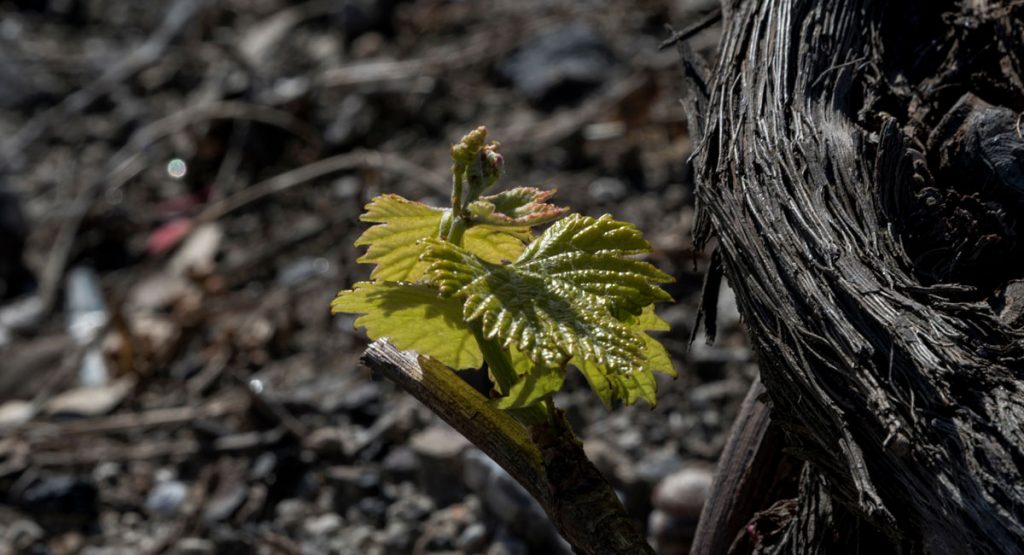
left=691, top=376, right=790, bottom=555
left=684, top=1, right=1024, bottom=553
left=362, top=339, right=654, bottom=555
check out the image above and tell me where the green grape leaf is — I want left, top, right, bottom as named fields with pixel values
left=466, top=187, right=568, bottom=227
left=495, top=347, right=565, bottom=409
left=355, top=194, right=530, bottom=281
left=577, top=306, right=676, bottom=408
left=576, top=358, right=657, bottom=408
left=331, top=281, right=482, bottom=369
left=627, top=306, right=676, bottom=378
left=423, top=214, right=674, bottom=404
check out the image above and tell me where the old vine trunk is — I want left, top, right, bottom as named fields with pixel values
left=684, top=1, right=1024, bottom=553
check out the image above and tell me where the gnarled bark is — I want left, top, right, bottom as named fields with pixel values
left=684, top=1, right=1024, bottom=553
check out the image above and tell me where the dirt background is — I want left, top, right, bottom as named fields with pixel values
left=0, top=1, right=753, bottom=553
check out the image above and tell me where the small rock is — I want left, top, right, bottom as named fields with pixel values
left=457, top=523, right=490, bottom=554
left=379, top=520, right=418, bottom=553
left=497, top=22, right=613, bottom=109
left=170, top=222, right=222, bottom=277
left=277, top=256, right=331, bottom=286
left=270, top=76, right=309, bottom=103
left=648, top=509, right=696, bottom=555
left=0, top=399, right=33, bottom=429
left=250, top=452, right=277, bottom=482
left=332, top=176, right=362, bottom=200
left=583, top=438, right=624, bottom=472
left=588, top=177, right=628, bottom=203
left=325, top=466, right=381, bottom=511
left=304, top=512, right=343, bottom=537
left=337, top=381, right=381, bottom=420
left=635, top=447, right=685, bottom=490
left=652, top=465, right=713, bottom=520
left=127, top=273, right=193, bottom=313
left=385, top=491, right=434, bottom=523
left=4, top=519, right=44, bottom=551
left=473, top=451, right=569, bottom=553
left=353, top=496, right=388, bottom=526
left=0, top=295, right=45, bottom=337
left=45, top=377, right=134, bottom=418
left=175, top=537, right=216, bottom=555
left=410, top=424, right=471, bottom=506
left=145, top=480, right=188, bottom=517
left=16, top=474, right=98, bottom=517
left=306, top=426, right=348, bottom=457
left=202, top=481, right=248, bottom=523
left=381, top=445, right=417, bottom=483
left=274, top=499, right=308, bottom=529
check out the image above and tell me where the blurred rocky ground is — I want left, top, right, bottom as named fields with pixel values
left=0, top=0, right=750, bottom=553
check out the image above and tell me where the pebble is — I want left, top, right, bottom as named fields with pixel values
left=17, top=474, right=98, bottom=517
left=274, top=499, right=308, bottom=529
left=202, top=481, right=248, bottom=523
left=144, top=480, right=188, bottom=517
left=379, top=520, right=418, bottom=553
left=472, top=452, right=569, bottom=553
left=169, top=222, right=222, bottom=277
left=649, top=466, right=714, bottom=554
left=306, top=426, right=349, bottom=457
left=385, top=491, right=434, bottom=522
left=45, top=377, right=134, bottom=417
left=588, top=177, right=628, bottom=203
left=175, top=537, right=216, bottom=555
left=304, top=512, right=343, bottom=537
left=277, top=256, right=331, bottom=286
left=634, top=446, right=685, bottom=490
left=249, top=452, right=277, bottom=482
left=4, top=519, right=44, bottom=551
left=325, top=465, right=381, bottom=511
left=381, top=445, right=417, bottom=483
left=410, top=424, right=471, bottom=506
left=496, top=22, right=612, bottom=108
left=457, top=522, right=490, bottom=554
left=337, top=381, right=381, bottom=419
left=353, top=496, right=388, bottom=526
left=583, top=438, right=629, bottom=483
left=652, top=465, right=713, bottom=519
left=648, top=509, right=696, bottom=555
left=332, top=176, right=362, bottom=200
left=0, top=399, right=33, bottom=429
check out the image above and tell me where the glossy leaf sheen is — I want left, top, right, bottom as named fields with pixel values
left=424, top=214, right=674, bottom=405
left=331, top=281, right=483, bottom=369
left=576, top=307, right=675, bottom=408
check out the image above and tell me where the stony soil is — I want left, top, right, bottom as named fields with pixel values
left=0, top=1, right=752, bottom=553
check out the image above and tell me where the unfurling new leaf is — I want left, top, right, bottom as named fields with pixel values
left=355, top=194, right=529, bottom=282
left=333, top=126, right=677, bottom=410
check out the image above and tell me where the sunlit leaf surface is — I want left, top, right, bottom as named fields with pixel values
left=355, top=194, right=529, bottom=281
left=331, top=281, right=482, bottom=369
left=424, top=213, right=674, bottom=406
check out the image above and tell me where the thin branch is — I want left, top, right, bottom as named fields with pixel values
left=361, top=340, right=655, bottom=555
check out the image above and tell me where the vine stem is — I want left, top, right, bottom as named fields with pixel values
left=362, top=339, right=655, bottom=555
